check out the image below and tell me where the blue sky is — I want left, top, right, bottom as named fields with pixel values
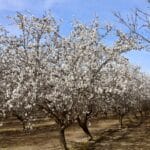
left=0, top=0, right=149, bottom=73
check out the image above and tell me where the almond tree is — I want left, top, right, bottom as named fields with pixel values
left=1, top=12, right=59, bottom=131
left=0, top=12, right=148, bottom=150
left=67, top=20, right=138, bottom=138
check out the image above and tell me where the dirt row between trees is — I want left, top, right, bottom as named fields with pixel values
left=0, top=118, right=150, bottom=150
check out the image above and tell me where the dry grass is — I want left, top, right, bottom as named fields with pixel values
left=0, top=117, right=150, bottom=150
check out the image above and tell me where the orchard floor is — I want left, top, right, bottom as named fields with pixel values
left=0, top=117, right=150, bottom=150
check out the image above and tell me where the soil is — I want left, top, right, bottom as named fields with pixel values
left=0, top=117, right=150, bottom=150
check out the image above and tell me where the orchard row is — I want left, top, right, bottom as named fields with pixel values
left=0, top=12, right=149, bottom=149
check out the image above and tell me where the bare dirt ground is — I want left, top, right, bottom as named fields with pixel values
left=0, top=117, right=150, bottom=150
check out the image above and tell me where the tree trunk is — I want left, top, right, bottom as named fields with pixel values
left=134, top=112, right=138, bottom=120
left=139, top=110, right=144, bottom=124
left=119, top=115, right=123, bottom=128
left=59, top=127, right=68, bottom=150
left=77, top=116, right=93, bottom=140
left=23, top=121, right=26, bottom=131
left=104, top=111, right=108, bottom=119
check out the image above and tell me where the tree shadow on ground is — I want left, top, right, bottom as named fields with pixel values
left=72, top=120, right=150, bottom=150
